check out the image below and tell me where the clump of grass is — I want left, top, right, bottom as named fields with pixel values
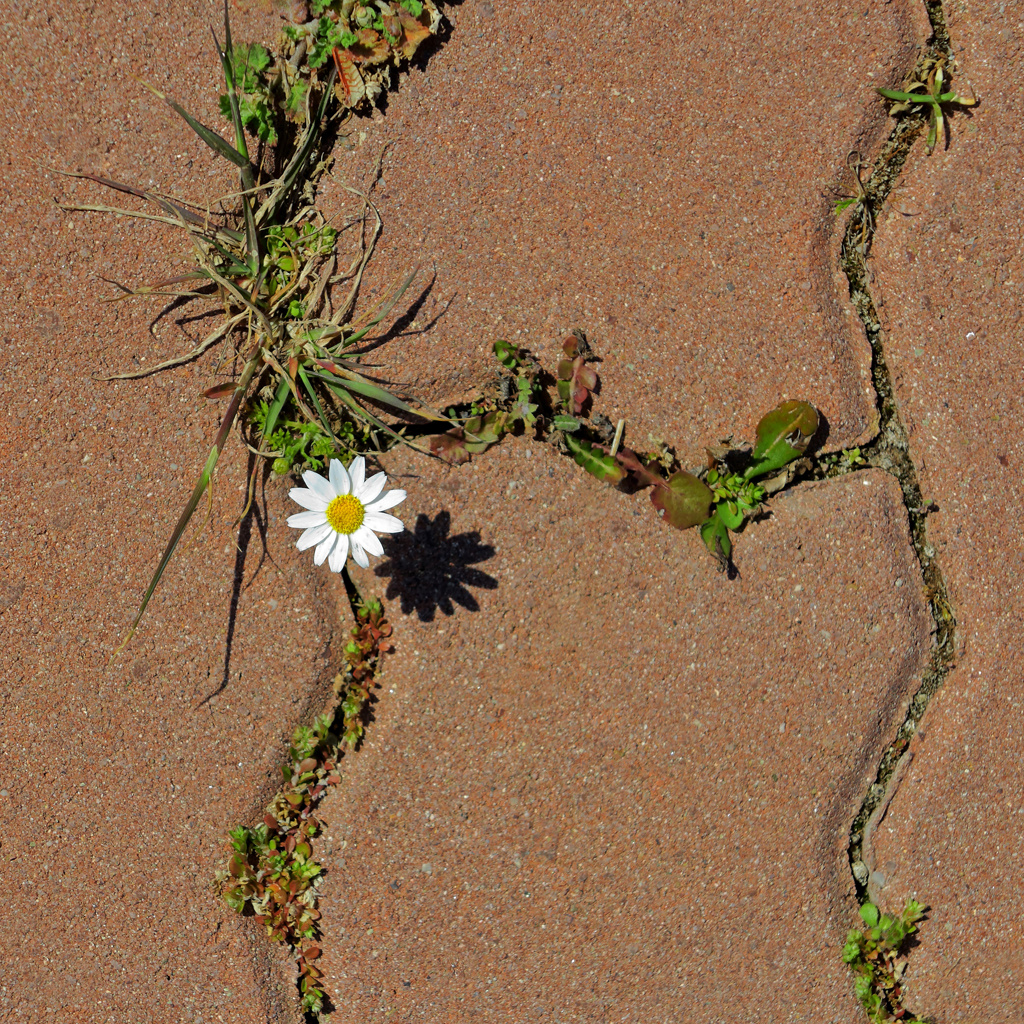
left=59, top=4, right=450, bottom=650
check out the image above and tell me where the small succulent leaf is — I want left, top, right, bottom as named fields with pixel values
left=428, top=431, right=472, bottom=465
left=551, top=414, right=581, bottom=432
left=650, top=472, right=714, bottom=530
left=715, top=499, right=745, bottom=531
left=699, top=511, right=732, bottom=569
left=494, top=339, right=520, bottom=368
left=747, top=400, right=818, bottom=479
left=860, top=903, right=880, bottom=928
left=565, top=434, right=627, bottom=484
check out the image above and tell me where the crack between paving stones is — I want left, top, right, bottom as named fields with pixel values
left=838, top=0, right=959, bottom=904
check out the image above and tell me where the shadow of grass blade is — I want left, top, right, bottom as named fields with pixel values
left=114, top=352, right=263, bottom=657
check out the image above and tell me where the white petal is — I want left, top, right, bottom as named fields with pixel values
left=297, top=522, right=334, bottom=551
left=328, top=459, right=350, bottom=496
left=314, top=531, right=337, bottom=566
left=349, top=456, right=366, bottom=494
left=349, top=537, right=370, bottom=569
left=328, top=533, right=350, bottom=572
left=353, top=525, right=384, bottom=558
left=289, top=487, right=329, bottom=512
left=302, top=471, right=336, bottom=502
left=287, top=510, right=328, bottom=529
left=364, top=488, right=406, bottom=513
left=357, top=471, right=387, bottom=505
left=364, top=511, right=404, bottom=534
left=303, top=471, right=335, bottom=503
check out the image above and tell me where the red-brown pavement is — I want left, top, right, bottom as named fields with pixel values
left=0, top=0, right=997, bottom=1021
left=329, top=445, right=931, bottom=1022
left=859, top=3, right=1024, bottom=1020
left=1, top=3, right=337, bottom=1021
left=324, top=0, right=929, bottom=452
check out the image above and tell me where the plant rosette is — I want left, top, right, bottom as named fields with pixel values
left=288, top=456, right=406, bottom=570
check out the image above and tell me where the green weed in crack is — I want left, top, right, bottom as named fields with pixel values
left=215, top=588, right=393, bottom=1018
left=825, top=3, right=964, bottom=1021
left=877, top=54, right=978, bottom=156
left=843, top=900, right=929, bottom=1023
left=428, top=331, right=820, bottom=572
left=59, top=4, right=457, bottom=652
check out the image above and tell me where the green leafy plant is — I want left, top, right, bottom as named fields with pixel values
left=60, top=6, right=452, bottom=650
left=821, top=446, right=868, bottom=476
left=218, top=42, right=277, bottom=143
left=281, top=0, right=443, bottom=112
left=843, top=899, right=928, bottom=1022
left=428, top=339, right=543, bottom=463
left=216, top=597, right=393, bottom=1016
left=430, top=331, right=818, bottom=571
left=877, top=56, right=978, bottom=154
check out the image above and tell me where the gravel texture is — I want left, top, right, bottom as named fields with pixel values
left=325, top=446, right=932, bottom=1022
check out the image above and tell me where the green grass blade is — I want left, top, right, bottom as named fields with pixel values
left=114, top=351, right=262, bottom=655
left=212, top=3, right=255, bottom=194
left=311, top=367, right=422, bottom=416
left=330, top=268, right=419, bottom=350
left=141, top=80, right=253, bottom=171
left=877, top=87, right=938, bottom=104
left=261, top=377, right=292, bottom=442
left=257, top=66, right=337, bottom=225
left=324, top=381, right=430, bottom=454
left=296, top=365, right=339, bottom=446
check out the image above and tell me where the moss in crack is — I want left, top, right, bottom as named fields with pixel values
left=214, top=583, right=393, bottom=1020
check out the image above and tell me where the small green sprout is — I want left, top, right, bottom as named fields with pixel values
left=843, top=899, right=928, bottom=1022
left=828, top=151, right=874, bottom=254
left=877, top=57, right=978, bottom=154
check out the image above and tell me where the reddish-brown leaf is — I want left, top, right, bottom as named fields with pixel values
left=332, top=48, right=366, bottom=108
left=203, top=382, right=236, bottom=401
left=397, top=6, right=432, bottom=59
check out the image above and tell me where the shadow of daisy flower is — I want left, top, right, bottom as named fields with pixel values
left=374, top=511, right=497, bottom=621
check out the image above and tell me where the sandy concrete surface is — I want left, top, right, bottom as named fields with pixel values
left=861, top=1, right=1024, bottom=1018
left=1, top=0, right=1016, bottom=1021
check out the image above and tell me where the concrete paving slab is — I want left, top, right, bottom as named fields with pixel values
left=0, top=0, right=951, bottom=1021
left=320, top=443, right=932, bottom=1021
left=323, top=0, right=928, bottom=457
left=0, top=3, right=344, bottom=1021
left=857, top=4, right=1024, bottom=1020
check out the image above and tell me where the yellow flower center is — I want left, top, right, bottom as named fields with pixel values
left=325, top=493, right=365, bottom=535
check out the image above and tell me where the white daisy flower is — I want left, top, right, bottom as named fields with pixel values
left=287, top=457, right=406, bottom=572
